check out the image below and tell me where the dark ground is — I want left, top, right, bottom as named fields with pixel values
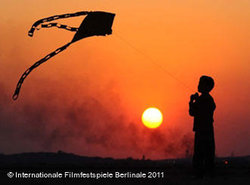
left=0, top=152, right=249, bottom=185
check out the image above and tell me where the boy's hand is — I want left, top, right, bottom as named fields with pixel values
left=190, top=93, right=199, bottom=102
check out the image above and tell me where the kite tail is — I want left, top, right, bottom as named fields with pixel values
left=28, top=11, right=89, bottom=37
left=12, top=42, right=72, bottom=100
left=39, top=23, right=78, bottom=32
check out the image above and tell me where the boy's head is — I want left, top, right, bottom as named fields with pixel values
left=198, top=75, right=214, bottom=93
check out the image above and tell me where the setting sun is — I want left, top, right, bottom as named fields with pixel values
left=142, top=107, right=163, bottom=129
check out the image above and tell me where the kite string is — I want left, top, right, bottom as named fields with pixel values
left=114, top=32, right=192, bottom=91
left=12, top=42, right=72, bottom=100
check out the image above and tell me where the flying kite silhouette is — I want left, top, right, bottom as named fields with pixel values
left=12, top=11, right=115, bottom=100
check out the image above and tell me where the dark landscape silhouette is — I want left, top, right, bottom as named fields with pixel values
left=0, top=151, right=249, bottom=185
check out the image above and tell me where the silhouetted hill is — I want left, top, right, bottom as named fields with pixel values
left=0, top=151, right=154, bottom=168
left=0, top=151, right=113, bottom=166
left=0, top=151, right=249, bottom=168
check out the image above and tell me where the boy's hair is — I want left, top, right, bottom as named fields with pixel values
left=200, top=75, right=214, bottom=92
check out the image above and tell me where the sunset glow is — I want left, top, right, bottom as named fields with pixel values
left=0, top=0, right=249, bottom=159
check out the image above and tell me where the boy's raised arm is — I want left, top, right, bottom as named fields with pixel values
left=189, top=93, right=199, bottom=116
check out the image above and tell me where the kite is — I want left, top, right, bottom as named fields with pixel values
left=12, top=11, right=115, bottom=100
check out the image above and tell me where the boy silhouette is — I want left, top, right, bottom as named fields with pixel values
left=189, top=76, right=216, bottom=178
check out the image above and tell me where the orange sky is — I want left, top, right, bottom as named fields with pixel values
left=0, top=0, right=249, bottom=159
